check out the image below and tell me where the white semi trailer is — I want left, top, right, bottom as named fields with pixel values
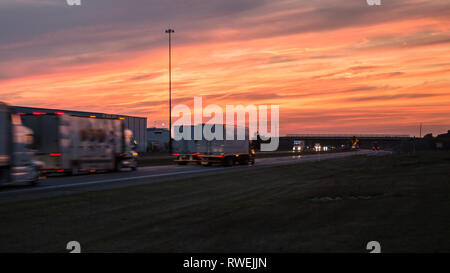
left=21, top=112, right=138, bottom=175
left=173, top=124, right=255, bottom=166
left=0, top=102, right=41, bottom=185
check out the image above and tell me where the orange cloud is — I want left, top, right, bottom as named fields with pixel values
left=1, top=1, right=450, bottom=136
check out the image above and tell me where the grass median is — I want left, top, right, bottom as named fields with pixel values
left=1, top=151, right=449, bottom=252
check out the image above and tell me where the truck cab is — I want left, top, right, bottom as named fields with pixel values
left=118, top=129, right=138, bottom=170
left=0, top=103, right=42, bottom=185
left=292, top=140, right=305, bottom=152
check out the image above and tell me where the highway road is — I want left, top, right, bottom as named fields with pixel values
left=0, top=150, right=390, bottom=202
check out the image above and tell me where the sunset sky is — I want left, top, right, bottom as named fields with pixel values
left=1, top=0, right=449, bottom=136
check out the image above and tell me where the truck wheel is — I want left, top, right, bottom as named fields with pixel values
left=131, top=160, right=138, bottom=171
left=114, top=160, right=121, bottom=172
left=201, top=160, right=212, bottom=166
left=71, top=165, right=79, bottom=176
left=240, top=156, right=249, bottom=165
left=29, top=167, right=40, bottom=186
left=29, top=179, right=39, bottom=186
left=225, top=157, right=233, bottom=167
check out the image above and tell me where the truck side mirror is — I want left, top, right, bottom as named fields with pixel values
left=131, top=140, right=138, bottom=149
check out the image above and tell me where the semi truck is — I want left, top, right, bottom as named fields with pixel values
left=173, top=124, right=255, bottom=166
left=0, top=102, right=42, bottom=185
left=20, top=112, right=138, bottom=175
left=292, top=140, right=305, bottom=152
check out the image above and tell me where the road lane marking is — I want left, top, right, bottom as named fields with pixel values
left=0, top=168, right=224, bottom=195
left=0, top=150, right=388, bottom=196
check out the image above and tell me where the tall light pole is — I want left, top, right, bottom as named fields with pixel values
left=165, top=28, right=174, bottom=154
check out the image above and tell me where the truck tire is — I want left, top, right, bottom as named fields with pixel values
left=29, top=167, right=40, bottom=186
left=225, top=156, right=233, bottom=167
left=131, top=159, right=138, bottom=171
left=71, top=164, right=79, bottom=176
left=201, top=160, right=212, bottom=166
left=113, top=159, right=121, bottom=172
left=240, top=156, right=249, bottom=165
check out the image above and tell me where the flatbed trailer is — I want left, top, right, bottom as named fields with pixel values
left=173, top=124, right=255, bottom=166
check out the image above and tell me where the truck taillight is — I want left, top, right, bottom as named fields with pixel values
left=217, top=155, right=224, bottom=158
left=172, top=153, right=180, bottom=156
left=50, top=153, right=61, bottom=156
left=197, top=154, right=203, bottom=157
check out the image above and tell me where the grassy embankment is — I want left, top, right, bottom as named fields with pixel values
left=1, top=151, right=449, bottom=252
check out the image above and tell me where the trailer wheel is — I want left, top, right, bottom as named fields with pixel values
left=225, top=156, right=233, bottom=167
left=240, top=156, right=249, bottom=165
left=131, top=159, right=138, bottom=170
left=113, top=159, right=121, bottom=172
left=201, top=160, right=212, bottom=166
left=71, top=165, right=79, bottom=176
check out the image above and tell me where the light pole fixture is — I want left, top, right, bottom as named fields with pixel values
left=165, top=28, right=175, bottom=154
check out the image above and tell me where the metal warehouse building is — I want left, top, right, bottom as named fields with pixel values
left=12, top=106, right=147, bottom=152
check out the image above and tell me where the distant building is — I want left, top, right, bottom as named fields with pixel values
left=147, top=128, right=170, bottom=152
left=12, top=106, right=147, bottom=152
left=435, top=130, right=450, bottom=150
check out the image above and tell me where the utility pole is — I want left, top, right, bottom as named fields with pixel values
left=419, top=123, right=422, bottom=138
left=165, top=28, right=175, bottom=154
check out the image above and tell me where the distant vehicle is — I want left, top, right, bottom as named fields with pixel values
left=173, top=124, right=255, bottom=166
left=21, top=112, right=138, bottom=175
left=372, top=141, right=380, bottom=151
left=350, top=136, right=360, bottom=151
left=292, top=140, right=305, bottom=152
left=0, top=102, right=42, bottom=185
left=314, top=143, right=321, bottom=152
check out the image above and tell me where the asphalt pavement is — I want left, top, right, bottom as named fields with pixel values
left=0, top=150, right=390, bottom=202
